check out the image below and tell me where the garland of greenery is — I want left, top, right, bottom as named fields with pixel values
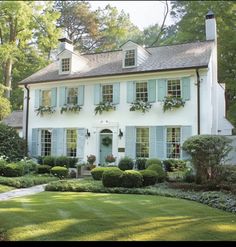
left=102, top=136, right=112, bottom=146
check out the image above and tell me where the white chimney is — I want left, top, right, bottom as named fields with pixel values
left=58, top=38, right=74, bottom=53
left=205, top=10, right=217, bottom=41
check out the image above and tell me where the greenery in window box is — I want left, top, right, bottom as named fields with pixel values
left=60, top=104, right=82, bottom=114
left=163, top=96, right=185, bottom=112
left=35, top=106, right=56, bottom=116
left=94, top=101, right=116, bottom=115
left=129, top=100, right=152, bottom=113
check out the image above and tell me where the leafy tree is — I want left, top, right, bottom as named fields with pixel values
left=0, top=84, right=11, bottom=120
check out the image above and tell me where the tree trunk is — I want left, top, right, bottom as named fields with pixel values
left=4, top=58, right=12, bottom=98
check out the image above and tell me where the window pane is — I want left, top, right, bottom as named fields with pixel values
left=136, top=128, right=149, bottom=158
left=66, top=129, right=77, bottom=157
left=125, top=50, right=135, bottom=66
left=42, top=90, right=51, bottom=107
left=41, top=129, right=52, bottom=156
left=62, top=58, right=70, bottom=72
left=167, top=80, right=181, bottom=97
left=166, top=128, right=181, bottom=158
left=102, top=84, right=113, bottom=102
left=136, top=82, right=148, bottom=102
left=67, top=88, right=78, bottom=104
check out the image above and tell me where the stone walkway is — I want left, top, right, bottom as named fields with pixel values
left=0, top=184, right=46, bottom=201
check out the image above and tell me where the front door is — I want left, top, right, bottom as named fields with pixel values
left=100, top=129, right=113, bottom=165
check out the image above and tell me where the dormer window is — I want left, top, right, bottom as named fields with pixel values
left=61, top=58, right=70, bottom=72
left=124, top=49, right=136, bottom=67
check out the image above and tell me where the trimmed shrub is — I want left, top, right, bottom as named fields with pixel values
left=51, top=166, right=68, bottom=179
left=43, top=156, right=56, bottom=167
left=118, top=157, right=134, bottom=171
left=220, top=165, right=236, bottom=184
left=184, top=169, right=196, bottom=183
left=3, top=163, right=24, bottom=177
left=140, top=170, right=158, bottom=186
left=146, top=164, right=166, bottom=182
left=55, top=156, right=69, bottom=167
left=121, top=170, right=143, bottom=188
left=102, top=167, right=123, bottom=187
left=16, top=160, right=37, bottom=174
left=37, top=165, right=51, bottom=174
left=135, top=158, right=147, bottom=170
left=69, top=170, right=77, bottom=179
left=36, top=156, right=43, bottom=165
left=145, top=158, right=162, bottom=168
left=68, top=157, right=78, bottom=168
left=167, top=171, right=186, bottom=182
left=163, top=159, right=187, bottom=172
left=91, top=167, right=109, bottom=180
left=0, top=160, right=7, bottom=176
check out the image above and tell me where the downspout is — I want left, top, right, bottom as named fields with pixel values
left=24, top=84, right=30, bottom=156
left=196, top=69, right=201, bottom=135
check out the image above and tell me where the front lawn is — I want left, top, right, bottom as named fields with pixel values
left=0, top=192, right=236, bottom=241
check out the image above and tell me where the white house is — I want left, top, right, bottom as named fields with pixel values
left=19, top=11, right=233, bottom=165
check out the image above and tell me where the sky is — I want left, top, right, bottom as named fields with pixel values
left=89, top=1, right=174, bottom=30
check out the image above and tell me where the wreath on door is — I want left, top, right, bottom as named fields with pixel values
left=102, top=136, right=112, bottom=146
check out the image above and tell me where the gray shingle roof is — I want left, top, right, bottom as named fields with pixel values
left=19, top=41, right=213, bottom=85
left=1, top=111, right=23, bottom=128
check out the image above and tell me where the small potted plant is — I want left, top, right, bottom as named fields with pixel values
left=87, top=154, right=96, bottom=170
left=105, top=154, right=116, bottom=165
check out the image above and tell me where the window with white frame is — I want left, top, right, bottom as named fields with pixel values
left=102, top=84, right=113, bottom=102
left=136, top=81, right=148, bottom=102
left=166, top=128, right=181, bottom=159
left=136, top=128, right=149, bottom=158
left=41, top=129, right=52, bottom=156
left=124, top=49, right=135, bottom=67
left=42, top=90, right=51, bottom=106
left=61, top=58, right=70, bottom=72
left=66, top=129, right=77, bottom=157
left=167, top=79, right=181, bottom=97
left=67, top=88, right=78, bottom=105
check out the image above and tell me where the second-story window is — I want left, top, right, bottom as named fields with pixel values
left=67, top=88, right=78, bottom=105
left=136, top=82, right=148, bottom=102
left=124, top=49, right=135, bottom=67
left=62, top=58, right=70, bottom=72
left=167, top=79, right=181, bottom=97
left=42, top=90, right=51, bottom=106
left=102, top=84, right=113, bottom=102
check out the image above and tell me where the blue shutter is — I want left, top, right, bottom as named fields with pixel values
left=156, top=126, right=165, bottom=160
left=59, top=87, right=67, bottom=107
left=78, top=85, right=84, bottom=106
left=127, top=81, right=135, bottom=103
left=149, top=127, right=157, bottom=158
left=157, top=79, right=167, bottom=101
left=77, top=128, right=86, bottom=162
left=181, top=126, right=192, bottom=160
left=113, top=83, right=120, bottom=104
left=182, top=77, right=191, bottom=101
left=94, top=84, right=101, bottom=104
left=148, top=80, right=156, bottom=102
left=52, top=128, right=65, bottom=156
left=125, top=126, right=136, bottom=159
left=51, top=88, right=57, bottom=107
left=34, top=89, right=41, bottom=108
left=31, top=128, right=38, bottom=157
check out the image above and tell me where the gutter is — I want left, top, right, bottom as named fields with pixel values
left=196, top=69, right=201, bottom=135
left=24, top=84, right=30, bottom=156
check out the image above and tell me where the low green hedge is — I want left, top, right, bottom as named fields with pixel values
left=146, top=164, right=166, bottom=182
left=121, top=170, right=143, bottom=188
left=102, top=167, right=123, bottom=187
left=50, top=166, right=68, bottom=179
left=3, top=163, right=24, bottom=177
left=91, top=167, right=109, bottom=180
left=118, top=157, right=134, bottom=171
left=145, top=158, right=162, bottom=168
left=140, top=170, right=158, bottom=186
left=37, top=165, right=51, bottom=174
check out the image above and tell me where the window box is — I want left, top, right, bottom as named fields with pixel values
left=60, top=104, right=82, bottom=114
left=130, top=100, right=152, bottom=113
left=163, top=96, right=185, bottom=112
left=94, top=101, right=116, bottom=115
left=35, top=106, right=56, bottom=116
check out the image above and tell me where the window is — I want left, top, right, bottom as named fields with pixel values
left=66, top=129, right=77, bottom=157
left=167, top=79, right=181, bottom=97
left=166, top=128, right=181, bottom=158
left=102, top=84, right=113, bottom=102
left=136, top=128, right=149, bottom=158
left=124, top=49, right=135, bottom=67
left=61, top=58, right=70, bottom=72
left=42, top=90, right=51, bottom=107
left=41, top=129, right=52, bottom=156
left=136, top=82, right=148, bottom=102
left=67, top=88, right=78, bottom=105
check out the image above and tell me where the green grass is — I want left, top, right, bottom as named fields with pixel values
left=0, top=192, right=236, bottom=241
left=0, top=184, right=14, bottom=193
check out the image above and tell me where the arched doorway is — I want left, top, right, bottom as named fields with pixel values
left=99, top=129, right=113, bottom=165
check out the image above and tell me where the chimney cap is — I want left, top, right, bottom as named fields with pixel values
left=58, top=37, right=73, bottom=44
left=206, top=10, right=215, bottom=19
